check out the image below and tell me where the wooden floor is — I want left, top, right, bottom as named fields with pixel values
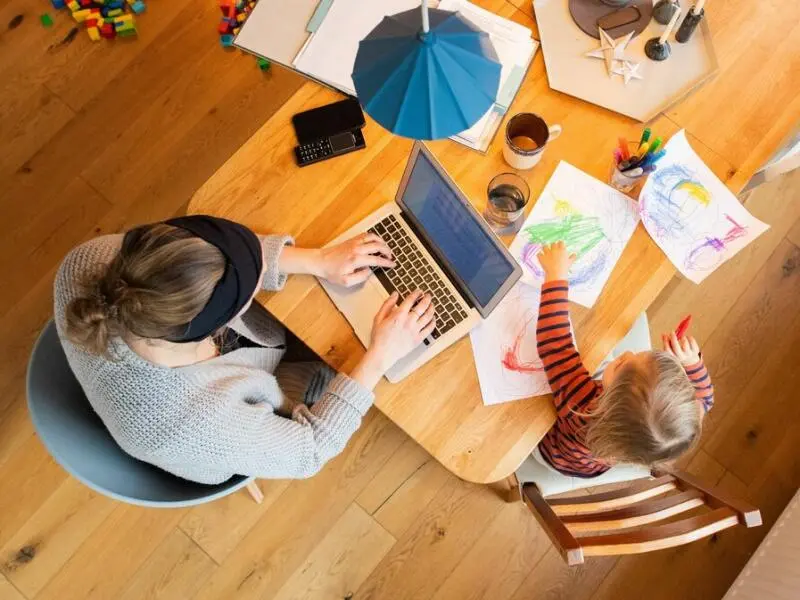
left=1, top=1, right=798, bottom=599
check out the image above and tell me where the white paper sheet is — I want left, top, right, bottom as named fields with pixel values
left=509, top=161, right=640, bottom=308
left=470, top=282, right=551, bottom=406
left=639, top=131, right=770, bottom=284
left=293, top=0, right=422, bottom=95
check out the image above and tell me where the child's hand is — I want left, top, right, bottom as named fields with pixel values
left=537, top=241, right=577, bottom=282
left=662, top=332, right=701, bottom=366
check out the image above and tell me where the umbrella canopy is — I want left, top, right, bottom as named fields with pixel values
left=352, top=6, right=501, bottom=140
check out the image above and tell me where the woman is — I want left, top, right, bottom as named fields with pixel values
left=55, top=215, right=435, bottom=484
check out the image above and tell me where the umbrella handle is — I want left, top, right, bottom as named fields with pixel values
left=421, top=0, right=429, bottom=33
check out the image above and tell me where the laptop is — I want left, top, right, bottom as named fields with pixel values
left=319, top=142, right=522, bottom=382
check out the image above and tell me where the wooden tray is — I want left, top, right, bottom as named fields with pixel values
left=534, top=0, right=719, bottom=122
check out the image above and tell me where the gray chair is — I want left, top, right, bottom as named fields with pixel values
left=26, top=321, right=263, bottom=508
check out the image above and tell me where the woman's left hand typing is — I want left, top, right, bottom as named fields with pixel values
left=315, top=232, right=396, bottom=287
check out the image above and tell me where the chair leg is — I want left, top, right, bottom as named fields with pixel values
left=489, top=474, right=523, bottom=503
left=245, top=480, right=264, bottom=504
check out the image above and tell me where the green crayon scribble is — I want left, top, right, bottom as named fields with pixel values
left=522, top=214, right=607, bottom=258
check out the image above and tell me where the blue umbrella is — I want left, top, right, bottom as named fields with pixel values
left=352, top=1, right=501, bottom=140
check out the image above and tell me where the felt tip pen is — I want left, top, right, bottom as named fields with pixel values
left=639, top=127, right=651, bottom=146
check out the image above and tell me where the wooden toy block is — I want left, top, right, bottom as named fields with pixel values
left=130, top=0, right=145, bottom=14
left=87, top=26, right=101, bottom=40
left=107, top=8, right=123, bottom=16
left=79, top=0, right=91, bottom=7
left=218, top=20, right=230, bottom=33
left=118, top=27, right=136, bottom=36
left=85, top=17, right=98, bottom=27
left=67, top=0, right=80, bottom=10
left=40, top=13, right=54, bottom=27
left=51, top=0, right=66, bottom=9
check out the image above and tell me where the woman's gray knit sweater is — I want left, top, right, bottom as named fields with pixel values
left=54, top=234, right=374, bottom=484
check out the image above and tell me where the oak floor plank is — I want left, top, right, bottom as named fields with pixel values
left=35, top=504, right=187, bottom=600
left=788, top=213, right=800, bottom=247
left=0, top=575, right=23, bottom=600
left=0, top=436, right=68, bottom=549
left=356, top=437, right=433, bottom=516
left=0, top=478, right=114, bottom=598
left=179, top=479, right=290, bottom=565
left=373, top=459, right=453, bottom=540
left=356, top=479, right=502, bottom=600
left=691, top=239, right=800, bottom=431
left=271, top=504, right=395, bottom=600
left=430, top=501, right=550, bottom=600
left=192, top=411, right=406, bottom=600
left=117, top=529, right=217, bottom=600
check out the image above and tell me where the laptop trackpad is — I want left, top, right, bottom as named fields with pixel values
left=325, top=274, right=387, bottom=343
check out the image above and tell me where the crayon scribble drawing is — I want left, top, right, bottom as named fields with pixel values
left=639, top=131, right=769, bottom=284
left=509, top=161, right=640, bottom=308
left=470, top=283, right=552, bottom=406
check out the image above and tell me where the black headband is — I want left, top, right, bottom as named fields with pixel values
left=164, top=215, right=263, bottom=343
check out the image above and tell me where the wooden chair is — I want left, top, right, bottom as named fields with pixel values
left=507, top=467, right=762, bottom=566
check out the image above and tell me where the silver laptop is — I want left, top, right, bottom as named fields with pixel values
left=319, top=142, right=522, bottom=382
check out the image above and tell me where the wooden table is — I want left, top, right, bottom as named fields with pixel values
left=188, top=0, right=800, bottom=484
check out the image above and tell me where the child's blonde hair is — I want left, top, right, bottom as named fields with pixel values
left=585, top=351, right=701, bottom=466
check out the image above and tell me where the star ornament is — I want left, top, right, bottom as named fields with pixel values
left=612, top=60, right=643, bottom=85
left=585, top=28, right=634, bottom=74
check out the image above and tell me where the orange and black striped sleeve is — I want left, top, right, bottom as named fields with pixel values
left=684, top=359, right=714, bottom=413
left=536, top=280, right=599, bottom=420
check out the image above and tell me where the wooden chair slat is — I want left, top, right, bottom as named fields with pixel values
left=522, top=483, right=584, bottom=566
left=562, top=489, right=705, bottom=533
left=549, top=475, right=677, bottom=516
left=655, top=467, right=762, bottom=527
left=580, top=507, right=739, bottom=557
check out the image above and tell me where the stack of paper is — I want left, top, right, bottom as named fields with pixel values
left=438, top=0, right=538, bottom=150
left=293, top=0, right=537, bottom=152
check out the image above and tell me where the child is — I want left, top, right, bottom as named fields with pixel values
left=535, top=241, right=714, bottom=477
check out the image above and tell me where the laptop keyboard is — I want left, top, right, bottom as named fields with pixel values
left=368, top=214, right=468, bottom=344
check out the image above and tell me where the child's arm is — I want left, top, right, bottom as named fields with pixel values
left=536, top=243, right=600, bottom=419
left=663, top=332, right=714, bottom=412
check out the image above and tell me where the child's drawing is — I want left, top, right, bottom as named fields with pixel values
left=639, top=131, right=769, bottom=284
left=509, top=161, right=640, bottom=307
left=470, top=283, right=552, bottom=406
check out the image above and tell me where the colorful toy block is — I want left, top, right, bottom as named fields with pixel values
left=50, top=0, right=66, bottom=9
left=40, top=13, right=54, bottom=27
left=220, top=33, right=235, bottom=47
left=130, top=0, right=145, bottom=14
left=87, top=25, right=100, bottom=40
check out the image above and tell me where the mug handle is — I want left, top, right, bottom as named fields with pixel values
left=548, top=124, right=563, bottom=140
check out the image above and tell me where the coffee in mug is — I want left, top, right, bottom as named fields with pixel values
left=502, top=113, right=562, bottom=170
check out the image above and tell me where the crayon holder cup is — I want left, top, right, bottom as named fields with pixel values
left=609, top=142, right=647, bottom=197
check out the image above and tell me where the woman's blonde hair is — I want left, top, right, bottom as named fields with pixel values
left=65, top=224, right=225, bottom=356
left=584, top=351, right=701, bottom=466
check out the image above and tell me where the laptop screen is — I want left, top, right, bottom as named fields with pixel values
left=399, top=147, right=519, bottom=311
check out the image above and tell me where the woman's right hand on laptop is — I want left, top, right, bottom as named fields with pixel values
left=350, top=291, right=436, bottom=389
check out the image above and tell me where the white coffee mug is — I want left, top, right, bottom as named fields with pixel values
left=502, top=113, right=562, bottom=170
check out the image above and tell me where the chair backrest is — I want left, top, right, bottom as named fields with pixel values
left=26, top=321, right=250, bottom=507
left=522, top=468, right=762, bottom=566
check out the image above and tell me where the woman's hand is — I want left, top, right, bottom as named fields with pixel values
left=369, top=291, right=436, bottom=368
left=662, top=332, right=701, bottom=366
left=316, top=233, right=395, bottom=287
left=349, top=291, right=436, bottom=389
left=537, top=241, right=577, bottom=282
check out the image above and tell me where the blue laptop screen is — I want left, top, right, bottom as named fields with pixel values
left=401, top=151, right=515, bottom=307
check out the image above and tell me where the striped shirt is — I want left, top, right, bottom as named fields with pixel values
left=536, top=280, right=714, bottom=478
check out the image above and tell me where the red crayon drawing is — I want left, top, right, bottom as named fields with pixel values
left=501, top=317, right=544, bottom=373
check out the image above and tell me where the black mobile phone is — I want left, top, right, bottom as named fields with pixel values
left=291, top=97, right=365, bottom=145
